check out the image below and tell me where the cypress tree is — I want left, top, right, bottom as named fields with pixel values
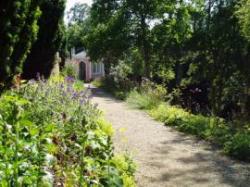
left=0, top=0, right=41, bottom=90
left=22, top=0, right=66, bottom=79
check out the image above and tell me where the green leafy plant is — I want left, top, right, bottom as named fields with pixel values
left=61, top=64, right=78, bottom=79
left=149, top=103, right=249, bottom=161
left=0, top=76, right=136, bottom=185
left=127, top=80, right=167, bottom=110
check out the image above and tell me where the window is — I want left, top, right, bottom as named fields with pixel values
left=92, top=63, right=102, bottom=74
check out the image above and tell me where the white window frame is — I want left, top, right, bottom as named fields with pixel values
left=92, top=63, right=102, bottom=74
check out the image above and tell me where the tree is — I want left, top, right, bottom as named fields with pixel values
left=86, top=0, right=192, bottom=78
left=0, top=0, right=41, bottom=90
left=237, top=0, right=250, bottom=40
left=66, top=0, right=250, bottom=119
left=176, top=0, right=250, bottom=118
left=66, top=3, right=91, bottom=54
left=125, top=0, right=162, bottom=77
left=22, top=0, right=66, bottom=79
left=85, top=0, right=130, bottom=73
left=67, top=3, right=90, bottom=25
left=90, top=0, right=119, bottom=25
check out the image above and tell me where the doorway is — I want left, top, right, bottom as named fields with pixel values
left=79, top=61, right=86, bottom=81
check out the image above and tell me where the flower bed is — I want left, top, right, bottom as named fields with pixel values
left=0, top=76, right=135, bottom=186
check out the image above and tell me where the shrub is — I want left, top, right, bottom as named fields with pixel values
left=127, top=90, right=159, bottom=110
left=0, top=76, right=136, bottom=185
left=224, top=131, right=250, bottom=161
left=149, top=104, right=190, bottom=125
left=61, top=64, right=78, bottom=79
left=111, top=155, right=137, bottom=187
left=110, top=61, right=132, bottom=90
left=127, top=80, right=167, bottom=110
left=140, top=79, right=167, bottom=102
left=149, top=103, right=250, bottom=161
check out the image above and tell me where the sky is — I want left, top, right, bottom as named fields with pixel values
left=65, top=0, right=93, bottom=22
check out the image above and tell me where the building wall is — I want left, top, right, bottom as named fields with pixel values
left=66, top=50, right=105, bottom=82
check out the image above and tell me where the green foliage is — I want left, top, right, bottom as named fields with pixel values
left=67, top=3, right=90, bottom=24
left=110, top=61, right=133, bottom=90
left=127, top=90, right=157, bottom=110
left=123, top=74, right=250, bottom=161
left=22, top=0, right=66, bottom=79
left=92, top=62, right=135, bottom=100
left=84, top=0, right=250, bottom=161
left=61, top=64, right=77, bottom=79
left=127, top=80, right=167, bottom=110
left=224, top=131, right=250, bottom=160
left=76, top=0, right=250, bottom=120
left=0, top=77, right=136, bottom=185
left=0, top=0, right=41, bottom=91
left=237, top=0, right=250, bottom=40
left=66, top=3, right=92, bottom=52
left=111, top=155, right=137, bottom=187
left=149, top=103, right=250, bottom=161
left=94, top=77, right=130, bottom=100
left=83, top=0, right=193, bottom=77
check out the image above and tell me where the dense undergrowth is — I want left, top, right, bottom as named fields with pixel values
left=149, top=104, right=250, bottom=161
left=94, top=78, right=250, bottom=161
left=0, top=77, right=136, bottom=186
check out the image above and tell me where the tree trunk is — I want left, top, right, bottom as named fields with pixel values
left=140, top=15, right=150, bottom=78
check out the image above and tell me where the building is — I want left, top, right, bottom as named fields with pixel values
left=68, top=47, right=105, bottom=82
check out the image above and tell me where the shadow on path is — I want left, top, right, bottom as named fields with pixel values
left=89, top=85, right=250, bottom=187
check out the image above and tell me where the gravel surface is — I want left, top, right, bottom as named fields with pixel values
left=89, top=86, right=250, bottom=187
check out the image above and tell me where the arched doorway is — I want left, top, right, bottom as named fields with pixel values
left=79, top=61, right=86, bottom=81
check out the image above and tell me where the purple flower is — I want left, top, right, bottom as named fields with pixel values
left=72, top=92, right=78, bottom=99
left=65, top=76, right=75, bottom=83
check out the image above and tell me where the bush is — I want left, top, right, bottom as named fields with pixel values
left=0, top=76, right=135, bottom=185
left=127, top=80, right=167, bottom=110
left=149, top=103, right=250, bottom=161
left=110, top=61, right=132, bottom=90
left=127, top=90, right=158, bottom=110
left=224, top=131, right=250, bottom=161
left=61, top=64, right=78, bottom=79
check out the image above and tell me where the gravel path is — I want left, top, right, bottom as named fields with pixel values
left=89, top=86, right=250, bottom=187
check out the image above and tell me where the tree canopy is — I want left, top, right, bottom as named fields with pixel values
left=22, top=0, right=66, bottom=79
left=67, top=0, right=250, bottom=119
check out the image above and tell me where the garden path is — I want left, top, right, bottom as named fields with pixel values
left=88, top=85, right=250, bottom=187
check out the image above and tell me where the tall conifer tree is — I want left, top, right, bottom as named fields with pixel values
left=22, top=0, right=66, bottom=79
left=0, top=0, right=41, bottom=90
